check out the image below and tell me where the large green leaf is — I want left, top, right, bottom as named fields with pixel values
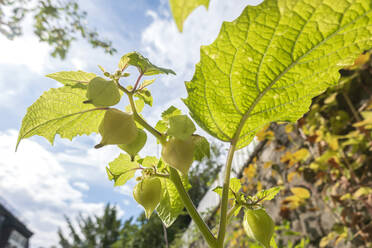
left=16, top=85, right=106, bottom=150
left=46, top=71, right=96, bottom=86
left=156, top=176, right=191, bottom=227
left=169, top=0, right=209, bottom=32
left=184, top=0, right=372, bottom=149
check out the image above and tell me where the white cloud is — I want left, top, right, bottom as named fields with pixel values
left=0, top=29, right=51, bottom=74
left=0, top=130, right=117, bottom=247
left=141, top=0, right=261, bottom=88
left=73, top=181, right=90, bottom=191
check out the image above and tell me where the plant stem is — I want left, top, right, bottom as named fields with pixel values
left=169, top=167, right=217, bottom=248
left=217, top=142, right=237, bottom=248
left=127, top=92, right=167, bottom=144
left=154, top=172, right=170, bottom=179
left=227, top=204, right=239, bottom=223
left=132, top=73, right=144, bottom=92
left=342, top=91, right=362, bottom=122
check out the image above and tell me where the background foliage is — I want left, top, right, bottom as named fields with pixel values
left=0, top=0, right=116, bottom=58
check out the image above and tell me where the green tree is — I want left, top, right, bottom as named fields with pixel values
left=0, top=0, right=116, bottom=59
left=58, top=204, right=121, bottom=248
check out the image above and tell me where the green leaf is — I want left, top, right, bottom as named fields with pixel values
left=213, top=178, right=241, bottom=199
left=135, top=88, right=153, bottom=106
left=140, top=79, right=156, bottom=89
left=192, top=135, right=210, bottom=161
left=161, top=106, right=182, bottom=120
left=98, top=65, right=105, bottom=73
left=139, top=156, right=159, bottom=168
left=169, top=0, right=209, bottom=32
left=46, top=70, right=96, bottom=86
left=167, top=115, right=196, bottom=140
left=230, top=178, right=242, bottom=194
left=106, top=167, right=114, bottom=181
left=155, top=106, right=183, bottom=133
left=118, top=52, right=176, bottom=76
left=255, top=186, right=281, bottom=202
left=234, top=205, right=242, bottom=217
left=118, top=129, right=147, bottom=160
left=155, top=120, right=168, bottom=133
left=184, top=0, right=372, bottom=149
left=107, top=153, right=139, bottom=186
left=213, top=186, right=223, bottom=197
left=17, top=86, right=106, bottom=150
left=270, top=236, right=278, bottom=248
left=156, top=176, right=191, bottom=227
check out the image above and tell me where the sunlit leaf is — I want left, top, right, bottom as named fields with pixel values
left=169, top=0, right=209, bottom=32
left=17, top=86, right=106, bottom=150
left=46, top=70, right=96, bottom=86
left=107, top=153, right=139, bottom=186
left=156, top=176, right=191, bottom=227
left=118, top=51, right=176, bottom=76
left=184, top=0, right=372, bottom=149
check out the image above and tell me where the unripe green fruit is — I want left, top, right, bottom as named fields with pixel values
left=133, top=177, right=162, bottom=218
left=161, top=136, right=195, bottom=174
left=86, top=77, right=121, bottom=107
left=243, top=209, right=274, bottom=248
left=118, top=129, right=147, bottom=161
left=95, top=109, right=138, bottom=148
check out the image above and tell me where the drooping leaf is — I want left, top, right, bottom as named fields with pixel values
left=118, top=52, right=176, bottom=76
left=184, top=0, right=372, bottom=149
left=167, top=115, right=196, bottom=140
left=107, top=153, right=139, bottom=186
left=156, top=176, right=191, bottom=227
left=46, top=70, right=96, bottom=86
left=17, top=86, right=106, bottom=150
left=169, top=0, right=209, bottom=32
left=192, top=135, right=210, bottom=161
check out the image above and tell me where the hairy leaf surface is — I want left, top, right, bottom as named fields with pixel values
left=184, top=0, right=372, bottom=149
left=156, top=176, right=191, bottom=227
left=169, top=0, right=209, bottom=32
left=17, top=86, right=106, bottom=149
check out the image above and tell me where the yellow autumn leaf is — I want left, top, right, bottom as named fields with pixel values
left=353, top=187, right=372, bottom=199
left=287, top=171, right=299, bottom=183
left=291, top=187, right=311, bottom=199
left=293, top=148, right=309, bottom=161
left=263, top=161, right=272, bottom=169
left=244, top=164, right=256, bottom=180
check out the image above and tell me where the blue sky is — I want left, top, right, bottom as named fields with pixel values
left=0, top=0, right=261, bottom=246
